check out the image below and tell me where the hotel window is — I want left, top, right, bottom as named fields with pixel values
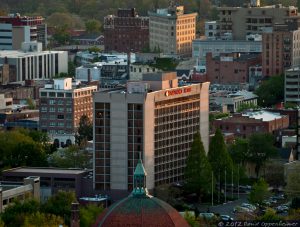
left=58, top=107, right=64, bottom=112
left=49, top=107, right=55, bottom=112
left=41, top=107, right=47, bottom=112
left=50, top=122, right=56, bottom=127
left=49, top=100, right=56, bottom=105
left=66, top=108, right=72, bottom=112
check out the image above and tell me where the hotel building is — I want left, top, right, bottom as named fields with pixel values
left=39, top=78, right=97, bottom=147
left=93, top=72, right=209, bottom=195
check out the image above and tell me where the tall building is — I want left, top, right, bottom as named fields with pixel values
left=0, top=13, right=47, bottom=50
left=148, top=5, right=197, bottom=57
left=104, top=8, right=149, bottom=53
left=39, top=78, right=97, bottom=147
left=93, top=72, right=209, bottom=196
left=0, top=42, right=68, bottom=83
left=262, top=25, right=300, bottom=77
left=218, top=3, right=299, bottom=39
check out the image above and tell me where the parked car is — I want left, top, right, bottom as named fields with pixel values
left=241, top=203, right=256, bottom=211
left=220, top=215, right=233, bottom=221
left=233, top=206, right=252, bottom=213
left=275, top=205, right=289, bottom=213
left=199, top=213, right=215, bottom=219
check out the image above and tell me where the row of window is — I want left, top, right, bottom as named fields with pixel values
left=41, top=107, right=72, bottom=112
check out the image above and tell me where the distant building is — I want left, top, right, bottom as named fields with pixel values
left=285, top=67, right=300, bottom=105
left=217, top=3, right=299, bottom=40
left=0, top=176, right=40, bottom=212
left=129, top=63, right=161, bottom=81
left=205, top=21, right=219, bottom=40
left=93, top=72, right=209, bottom=197
left=72, top=33, right=104, bottom=46
left=262, top=24, right=300, bottom=77
left=0, top=42, right=68, bottom=83
left=0, top=93, right=12, bottom=111
left=210, top=90, right=258, bottom=113
left=104, top=8, right=149, bottom=53
left=192, top=39, right=261, bottom=65
left=206, top=52, right=261, bottom=84
left=0, top=13, right=47, bottom=49
left=39, top=78, right=97, bottom=147
left=2, top=168, right=92, bottom=201
left=149, top=5, right=197, bottom=57
left=248, top=64, right=262, bottom=89
left=214, top=110, right=289, bottom=138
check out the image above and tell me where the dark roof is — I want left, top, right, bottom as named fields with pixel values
left=176, top=69, right=190, bottom=77
left=73, top=33, right=103, bottom=40
left=93, top=195, right=189, bottom=227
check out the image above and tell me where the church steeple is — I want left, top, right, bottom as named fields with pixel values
left=132, top=157, right=148, bottom=197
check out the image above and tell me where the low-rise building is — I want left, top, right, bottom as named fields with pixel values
left=206, top=52, right=261, bottom=84
left=2, top=168, right=93, bottom=201
left=0, top=42, right=68, bottom=83
left=0, top=176, right=40, bottom=212
left=213, top=110, right=289, bottom=138
left=39, top=78, right=97, bottom=146
left=192, top=39, right=262, bottom=65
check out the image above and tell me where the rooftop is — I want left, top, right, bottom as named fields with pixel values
left=242, top=110, right=283, bottom=121
left=3, top=167, right=88, bottom=175
left=0, top=50, right=64, bottom=58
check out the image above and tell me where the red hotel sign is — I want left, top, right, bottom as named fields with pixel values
left=165, top=87, right=192, bottom=96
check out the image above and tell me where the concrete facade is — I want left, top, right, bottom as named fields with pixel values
left=285, top=67, right=300, bottom=104
left=93, top=72, right=209, bottom=196
left=218, top=4, right=299, bottom=40
left=149, top=6, right=197, bottom=57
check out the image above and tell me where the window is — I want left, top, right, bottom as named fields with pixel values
left=58, top=107, right=64, bottom=112
left=66, top=108, right=72, bottom=112
left=50, top=122, right=56, bottom=127
left=49, top=100, right=56, bottom=105
left=41, top=107, right=47, bottom=112
left=49, top=107, right=55, bottom=112
left=41, top=92, right=47, bottom=97
left=57, top=115, right=64, bottom=120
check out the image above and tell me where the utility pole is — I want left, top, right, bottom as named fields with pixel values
left=225, top=168, right=227, bottom=203
left=232, top=167, right=234, bottom=199
left=238, top=164, right=240, bottom=199
left=212, top=171, right=214, bottom=206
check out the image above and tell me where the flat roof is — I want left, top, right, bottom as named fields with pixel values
left=4, top=167, right=88, bottom=175
left=0, top=50, right=65, bottom=58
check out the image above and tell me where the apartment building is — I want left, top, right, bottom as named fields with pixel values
left=218, top=3, right=299, bottom=39
left=0, top=13, right=47, bottom=49
left=104, top=8, right=149, bottom=53
left=149, top=5, right=197, bottom=57
left=39, top=78, right=97, bottom=146
left=262, top=25, right=300, bottom=77
left=93, top=72, right=209, bottom=197
left=285, top=67, right=300, bottom=105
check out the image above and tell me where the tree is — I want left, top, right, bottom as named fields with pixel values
left=75, top=115, right=93, bottom=146
left=257, top=208, right=283, bottom=221
left=208, top=129, right=233, bottom=183
left=1, top=199, right=40, bottom=227
left=26, top=98, right=36, bottom=110
left=248, top=178, right=270, bottom=205
left=85, top=19, right=102, bottom=33
left=254, top=75, right=284, bottom=107
left=22, top=212, right=64, bottom=227
left=185, top=132, right=213, bottom=201
left=228, top=138, right=249, bottom=165
left=248, top=133, right=277, bottom=178
left=49, top=145, right=91, bottom=169
left=237, top=103, right=258, bottom=112
left=80, top=204, right=104, bottom=227
left=286, top=164, right=300, bottom=198
left=42, top=191, right=76, bottom=226
left=68, top=61, right=76, bottom=77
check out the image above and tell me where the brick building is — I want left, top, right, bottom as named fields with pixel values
left=104, top=8, right=149, bottom=53
left=39, top=78, right=97, bottom=147
left=213, top=110, right=289, bottom=138
left=206, top=52, right=261, bottom=84
left=262, top=25, right=300, bottom=77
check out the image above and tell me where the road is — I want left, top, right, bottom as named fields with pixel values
left=196, top=193, right=248, bottom=218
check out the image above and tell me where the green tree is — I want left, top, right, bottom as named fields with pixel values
left=228, top=138, right=249, bottom=165
left=1, top=199, right=40, bottom=227
left=257, top=208, right=283, bottom=221
left=22, top=212, right=65, bottom=227
left=75, top=115, right=93, bottom=146
left=248, top=133, right=277, bottom=178
left=26, top=98, right=36, bottom=110
left=248, top=178, right=270, bottom=205
left=208, top=129, right=233, bottom=183
left=68, top=61, right=76, bottom=77
left=237, top=103, right=258, bottom=112
left=185, top=132, right=213, bottom=201
left=49, top=145, right=91, bottom=169
left=254, top=75, right=284, bottom=107
left=80, top=204, right=104, bottom=227
left=85, top=19, right=102, bottom=33
left=42, top=191, right=76, bottom=226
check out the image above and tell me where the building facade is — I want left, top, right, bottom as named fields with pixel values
left=0, top=42, right=68, bottom=83
left=214, top=111, right=289, bottom=138
left=262, top=25, right=300, bottom=77
left=206, top=52, right=261, bottom=84
left=39, top=78, right=97, bottom=147
left=285, top=67, right=300, bottom=105
left=149, top=6, right=197, bottom=57
left=218, top=4, right=299, bottom=40
left=192, top=39, right=261, bottom=65
left=104, top=8, right=149, bottom=53
left=93, top=72, right=209, bottom=196
left=0, top=13, right=47, bottom=49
